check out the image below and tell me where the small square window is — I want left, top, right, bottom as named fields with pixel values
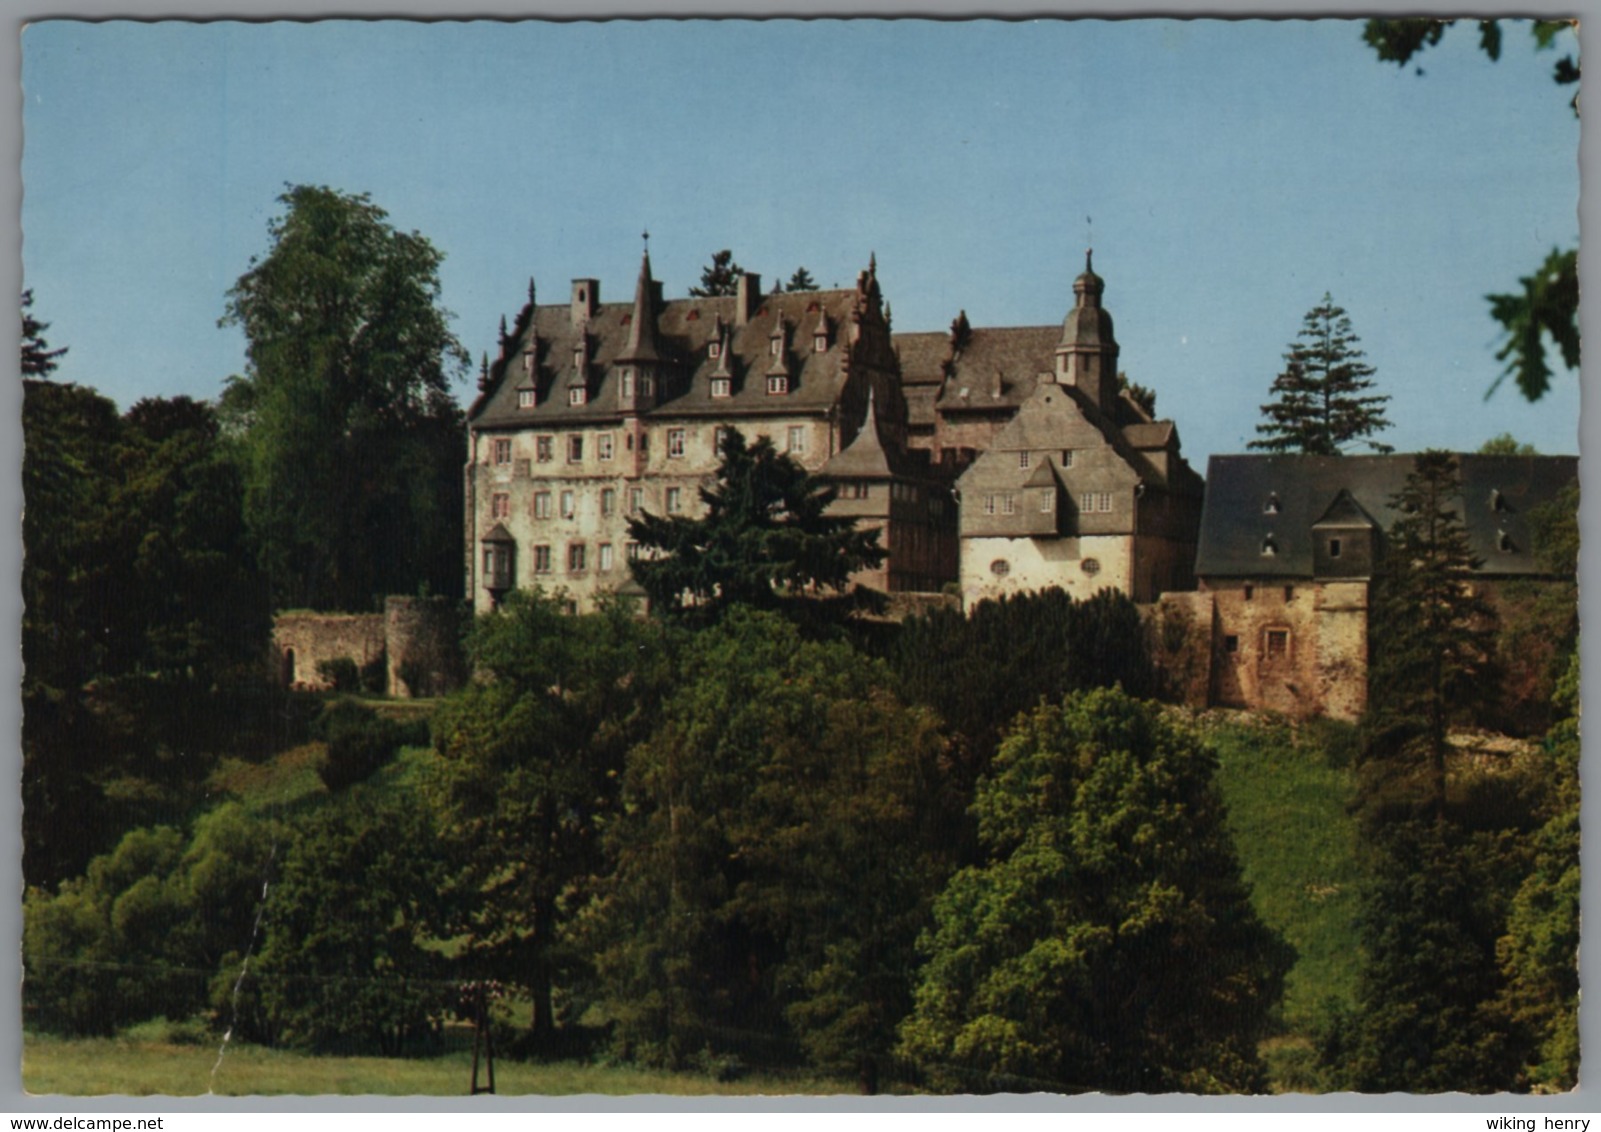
left=668, top=428, right=686, bottom=458
left=1264, top=628, right=1290, bottom=659
left=518, top=388, right=536, bottom=409
left=711, top=377, right=732, bottom=398
left=534, top=492, right=552, bottom=519
left=536, top=436, right=554, bottom=463
left=767, top=375, right=788, bottom=396
left=1224, top=635, right=1239, bottom=653
left=708, top=341, right=721, bottom=359
left=569, top=386, right=587, bottom=406
left=493, top=438, right=512, bottom=465
left=568, top=435, right=584, bottom=462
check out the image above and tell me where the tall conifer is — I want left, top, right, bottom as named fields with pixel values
left=1251, top=294, right=1392, bottom=455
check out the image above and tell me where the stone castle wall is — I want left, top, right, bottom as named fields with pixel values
left=272, top=597, right=466, bottom=699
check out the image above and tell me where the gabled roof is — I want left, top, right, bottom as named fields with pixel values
left=1311, top=488, right=1378, bottom=530
left=1195, top=453, right=1578, bottom=579
left=934, top=326, right=1058, bottom=414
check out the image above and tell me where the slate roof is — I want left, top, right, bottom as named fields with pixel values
left=470, top=284, right=871, bottom=428
left=1195, top=454, right=1578, bottom=579
left=935, top=326, right=1059, bottom=414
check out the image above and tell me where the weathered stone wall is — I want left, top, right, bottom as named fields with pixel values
left=384, top=596, right=468, bottom=699
left=1147, top=591, right=1216, bottom=708
left=272, top=613, right=386, bottom=691
left=1203, top=579, right=1369, bottom=721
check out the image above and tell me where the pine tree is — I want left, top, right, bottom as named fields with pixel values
left=1251, top=294, right=1392, bottom=455
left=786, top=266, right=818, bottom=292
left=21, top=289, right=68, bottom=378
left=688, top=249, right=744, bottom=297
left=1364, top=451, right=1496, bottom=820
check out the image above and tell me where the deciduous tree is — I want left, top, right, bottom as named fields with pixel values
left=220, top=184, right=468, bottom=611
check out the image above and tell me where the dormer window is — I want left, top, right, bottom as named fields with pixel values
left=1490, top=489, right=1507, bottom=512
left=767, top=375, right=789, bottom=396
left=1264, top=493, right=1280, bottom=515
left=770, top=337, right=783, bottom=357
left=568, top=386, right=587, bottom=406
left=523, top=351, right=536, bottom=375
left=518, top=388, right=536, bottom=409
left=620, top=369, right=635, bottom=398
left=1018, top=451, right=1031, bottom=470
left=1498, top=529, right=1516, bottom=553
left=708, top=341, right=722, bottom=359
left=814, top=332, right=827, bottom=353
left=711, top=377, right=732, bottom=398
left=1329, top=537, right=1342, bottom=559
left=1261, top=535, right=1278, bottom=556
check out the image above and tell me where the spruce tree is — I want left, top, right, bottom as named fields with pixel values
left=688, top=249, right=744, bottom=297
left=785, top=266, right=819, bottom=292
left=21, top=289, right=67, bottom=378
left=1364, top=451, right=1496, bottom=820
left=1251, top=294, right=1392, bottom=455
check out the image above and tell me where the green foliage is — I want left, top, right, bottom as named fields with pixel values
left=588, top=609, right=956, bottom=1074
left=688, top=249, right=744, bottom=297
left=887, top=588, right=1156, bottom=776
left=220, top=184, right=468, bottom=611
left=1364, top=452, right=1497, bottom=820
left=241, top=792, right=452, bottom=1055
left=23, top=382, right=273, bottom=886
left=1117, top=371, right=1157, bottom=417
left=24, top=805, right=280, bottom=1037
left=314, top=700, right=405, bottom=790
left=1251, top=294, right=1392, bottom=455
left=1319, top=820, right=1525, bottom=1092
left=897, top=689, right=1292, bottom=1094
left=1477, top=433, right=1538, bottom=456
left=316, top=657, right=361, bottom=693
left=428, top=590, right=678, bottom=1048
left=360, top=651, right=389, bottom=694
left=785, top=267, right=818, bottom=292
left=627, top=429, right=886, bottom=626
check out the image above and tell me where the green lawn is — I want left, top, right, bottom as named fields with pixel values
left=22, top=1035, right=856, bottom=1097
left=1204, top=714, right=1364, bottom=1029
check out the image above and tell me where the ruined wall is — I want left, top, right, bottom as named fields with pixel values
left=1204, top=579, right=1369, bottom=721
left=384, top=596, right=468, bottom=699
left=272, top=613, right=386, bottom=691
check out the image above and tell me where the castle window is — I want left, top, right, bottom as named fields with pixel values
left=787, top=426, right=806, bottom=454
left=598, top=433, right=614, bottom=461
left=536, top=436, right=554, bottom=463
left=1284, top=585, right=1294, bottom=602
left=1244, top=584, right=1254, bottom=601
left=569, top=386, right=587, bottom=406
left=1329, top=537, right=1342, bottom=559
left=491, top=492, right=510, bottom=520
left=990, top=559, right=1011, bottom=577
left=1060, top=450, right=1075, bottom=467
left=514, top=458, right=531, bottom=479
left=601, top=488, right=616, bottom=516
left=1002, top=493, right=1016, bottom=515
left=1264, top=627, right=1290, bottom=659
left=534, top=492, right=552, bottom=519
left=666, top=486, right=683, bottom=513
left=1264, top=493, right=1280, bottom=515
left=814, top=333, right=827, bottom=353
left=482, top=543, right=515, bottom=591
left=626, top=541, right=640, bottom=560
left=1224, top=635, right=1239, bottom=653
left=518, top=388, right=536, bottom=409
left=767, top=375, right=789, bottom=396
left=770, top=336, right=783, bottom=357
left=1498, top=529, right=1516, bottom=553
left=1261, top=535, right=1278, bottom=556
left=568, top=435, right=584, bottom=463
left=568, top=543, right=587, bottom=572
left=983, top=495, right=996, bottom=516
left=1039, top=490, right=1054, bottom=513
left=1081, top=558, right=1101, bottom=576
left=668, top=428, right=686, bottom=459
left=711, top=377, right=732, bottom=398
left=493, top=438, right=512, bottom=465
left=630, top=487, right=645, bottom=515
left=533, top=544, right=552, bottom=574
left=1018, top=451, right=1031, bottom=469
left=708, top=341, right=721, bottom=359
left=1490, top=489, right=1506, bottom=512
left=560, top=490, right=575, bottom=518
left=599, top=543, right=614, bottom=572
left=621, top=371, right=635, bottom=398
left=641, top=377, right=654, bottom=397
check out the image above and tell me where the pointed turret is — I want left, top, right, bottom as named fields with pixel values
left=1054, top=248, right=1119, bottom=411
left=617, top=250, right=663, bottom=412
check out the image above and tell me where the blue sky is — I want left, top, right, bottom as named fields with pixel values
left=21, top=18, right=1581, bottom=464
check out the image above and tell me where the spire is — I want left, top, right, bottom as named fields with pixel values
left=617, top=249, right=663, bottom=363
left=1073, top=247, right=1106, bottom=309
left=528, top=277, right=537, bottom=306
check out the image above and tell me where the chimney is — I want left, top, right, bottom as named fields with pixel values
left=735, top=272, right=762, bottom=327
left=571, top=278, right=599, bottom=326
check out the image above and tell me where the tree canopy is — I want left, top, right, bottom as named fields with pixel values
left=1251, top=294, right=1392, bottom=455
left=626, top=428, right=886, bottom=625
left=220, top=184, right=468, bottom=611
left=897, top=687, right=1292, bottom=1093
left=785, top=267, right=819, bottom=292
left=22, top=289, right=68, bottom=378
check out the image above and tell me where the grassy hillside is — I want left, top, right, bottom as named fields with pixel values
left=1203, top=715, right=1364, bottom=1028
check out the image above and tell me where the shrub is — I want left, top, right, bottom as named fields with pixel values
left=359, top=650, right=389, bottom=695
left=315, top=657, right=360, bottom=693
left=314, top=701, right=403, bottom=790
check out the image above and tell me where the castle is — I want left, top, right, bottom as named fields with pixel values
left=463, top=247, right=1577, bottom=720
